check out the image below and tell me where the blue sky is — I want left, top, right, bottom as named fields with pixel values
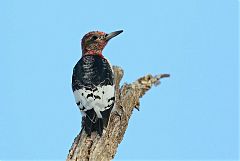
left=0, top=0, right=238, bottom=160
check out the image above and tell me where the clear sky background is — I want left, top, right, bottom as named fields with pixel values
left=0, top=0, right=238, bottom=160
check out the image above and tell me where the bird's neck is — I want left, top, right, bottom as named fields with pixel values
left=82, top=50, right=104, bottom=58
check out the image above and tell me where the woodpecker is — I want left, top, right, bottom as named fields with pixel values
left=72, top=30, right=123, bottom=136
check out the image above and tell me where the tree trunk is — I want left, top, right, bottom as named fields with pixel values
left=66, top=66, right=170, bottom=161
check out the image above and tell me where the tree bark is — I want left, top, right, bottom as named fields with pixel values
left=66, top=66, right=170, bottom=161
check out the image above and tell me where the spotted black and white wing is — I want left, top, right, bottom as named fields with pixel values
left=72, top=55, right=115, bottom=136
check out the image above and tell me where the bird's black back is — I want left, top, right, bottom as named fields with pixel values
left=72, top=55, right=114, bottom=91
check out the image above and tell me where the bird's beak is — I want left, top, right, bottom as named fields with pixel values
left=105, top=30, right=123, bottom=41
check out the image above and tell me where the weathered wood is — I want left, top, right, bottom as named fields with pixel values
left=66, top=66, right=170, bottom=161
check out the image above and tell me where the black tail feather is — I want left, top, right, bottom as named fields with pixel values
left=84, top=115, right=93, bottom=136
left=83, top=106, right=113, bottom=136
left=84, top=109, right=96, bottom=136
left=101, top=107, right=112, bottom=128
left=95, top=118, right=103, bottom=136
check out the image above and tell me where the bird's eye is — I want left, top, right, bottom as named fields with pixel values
left=105, top=34, right=108, bottom=37
left=92, top=36, right=98, bottom=40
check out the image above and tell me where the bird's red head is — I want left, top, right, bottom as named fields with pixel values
left=81, top=30, right=123, bottom=56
